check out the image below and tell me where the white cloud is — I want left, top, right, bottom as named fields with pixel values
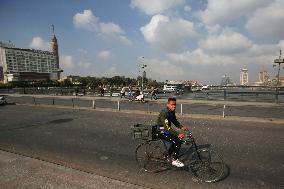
left=97, top=50, right=112, bottom=61
left=199, top=0, right=269, bottom=26
left=199, top=28, right=253, bottom=55
left=278, top=40, right=284, bottom=50
left=168, top=49, right=235, bottom=65
left=130, top=0, right=185, bottom=15
left=73, top=9, right=99, bottom=32
left=77, top=48, right=88, bottom=54
left=99, top=22, right=124, bottom=35
left=117, top=35, right=132, bottom=46
left=140, top=14, right=196, bottom=52
left=105, top=66, right=118, bottom=76
left=29, top=37, right=50, bottom=51
left=142, top=58, right=184, bottom=80
left=73, top=9, right=131, bottom=45
left=246, top=0, right=284, bottom=39
left=78, top=61, right=91, bottom=69
left=168, top=42, right=280, bottom=67
left=184, top=5, right=191, bottom=12
left=60, top=55, right=74, bottom=69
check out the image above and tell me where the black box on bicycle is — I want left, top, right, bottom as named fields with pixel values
left=131, top=124, right=157, bottom=140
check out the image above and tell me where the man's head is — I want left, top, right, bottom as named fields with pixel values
left=167, top=97, right=177, bottom=112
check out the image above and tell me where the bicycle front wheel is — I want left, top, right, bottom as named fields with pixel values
left=189, top=148, right=225, bottom=183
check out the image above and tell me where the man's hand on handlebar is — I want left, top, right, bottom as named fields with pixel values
left=178, top=133, right=185, bottom=139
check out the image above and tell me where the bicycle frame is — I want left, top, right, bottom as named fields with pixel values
left=160, top=132, right=203, bottom=161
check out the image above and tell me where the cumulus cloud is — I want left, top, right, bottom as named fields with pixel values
left=97, top=50, right=112, bottom=61
left=199, top=28, right=253, bottom=55
left=278, top=40, right=284, bottom=50
left=199, top=0, right=269, bottom=26
left=140, top=14, right=196, bottom=52
left=141, top=58, right=184, bottom=80
left=73, top=10, right=131, bottom=45
left=73, top=9, right=99, bottom=32
left=245, top=0, right=284, bottom=39
left=184, top=5, right=191, bottom=12
left=130, top=0, right=185, bottom=15
left=104, top=66, right=118, bottom=76
left=168, top=49, right=235, bottom=65
left=60, top=55, right=75, bottom=69
left=168, top=42, right=280, bottom=67
left=29, top=37, right=50, bottom=51
left=78, top=61, right=91, bottom=69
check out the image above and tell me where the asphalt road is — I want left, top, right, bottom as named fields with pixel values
left=0, top=105, right=283, bottom=189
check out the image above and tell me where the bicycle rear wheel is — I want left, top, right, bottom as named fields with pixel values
left=189, top=148, right=225, bottom=183
left=135, top=140, right=169, bottom=173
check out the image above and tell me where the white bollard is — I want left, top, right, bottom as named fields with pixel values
left=92, top=99, right=95, bottom=109
left=223, top=105, right=226, bottom=118
left=118, top=101, right=120, bottom=111
left=181, top=104, right=183, bottom=116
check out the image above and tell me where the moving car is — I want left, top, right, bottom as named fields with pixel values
left=0, top=96, right=7, bottom=105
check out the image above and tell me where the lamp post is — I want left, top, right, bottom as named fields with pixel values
left=139, top=56, right=147, bottom=91
left=273, top=50, right=284, bottom=102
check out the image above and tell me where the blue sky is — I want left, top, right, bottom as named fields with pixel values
left=1, top=0, right=284, bottom=84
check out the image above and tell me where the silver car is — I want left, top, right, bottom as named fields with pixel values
left=0, top=96, right=7, bottom=105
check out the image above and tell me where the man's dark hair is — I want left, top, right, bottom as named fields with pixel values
left=168, top=97, right=176, bottom=102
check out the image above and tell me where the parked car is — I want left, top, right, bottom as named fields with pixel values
left=0, top=96, right=7, bottom=105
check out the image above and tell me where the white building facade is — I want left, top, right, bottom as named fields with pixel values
left=0, top=42, right=59, bottom=83
left=240, top=68, right=249, bottom=86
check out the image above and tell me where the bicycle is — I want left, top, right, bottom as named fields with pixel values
left=132, top=124, right=226, bottom=183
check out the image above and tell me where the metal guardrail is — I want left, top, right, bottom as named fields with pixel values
left=5, top=95, right=284, bottom=119
left=1, top=88, right=284, bottom=103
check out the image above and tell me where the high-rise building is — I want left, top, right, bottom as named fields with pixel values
left=142, top=70, right=146, bottom=80
left=0, top=27, right=61, bottom=83
left=240, top=68, right=249, bottom=86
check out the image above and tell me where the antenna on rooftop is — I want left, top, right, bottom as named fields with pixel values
left=51, top=24, right=55, bottom=35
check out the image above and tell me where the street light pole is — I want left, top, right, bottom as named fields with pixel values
left=139, top=56, right=147, bottom=91
left=273, top=50, right=284, bottom=102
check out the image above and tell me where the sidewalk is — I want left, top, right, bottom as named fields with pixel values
left=0, top=150, right=149, bottom=189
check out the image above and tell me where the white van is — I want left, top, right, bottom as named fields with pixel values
left=163, top=85, right=177, bottom=92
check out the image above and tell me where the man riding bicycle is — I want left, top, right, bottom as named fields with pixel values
left=156, top=98, right=189, bottom=167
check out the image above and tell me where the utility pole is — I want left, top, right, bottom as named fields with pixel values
left=139, top=56, right=147, bottom=91
left=273, top=50, right=284, bottom=102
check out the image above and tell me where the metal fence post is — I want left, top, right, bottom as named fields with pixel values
left=52, top=98, right=55, bottom=105
left=92, top=99, right=95, bottom=109
left=72, top=98, right=74, bottom=108
left=223, top=90, right=227, bottom=100
left=181, top=104, right=183, bottom=116
left=223, top=105, right=226, bottom=118
left=118, top=101, right=120, bottom=111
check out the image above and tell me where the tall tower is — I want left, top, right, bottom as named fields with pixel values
left=50, top=25, right=60, bottom=80
left=240, top=68, right=249, bottom=86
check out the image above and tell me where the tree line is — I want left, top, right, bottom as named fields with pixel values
left=0, top=75, right=163, bottom=89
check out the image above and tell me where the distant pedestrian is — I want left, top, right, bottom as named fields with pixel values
left=120, top=87, right=126, bottom=98
left=100, top=87, right=104, bottom=97
left=151, top=88, right=157, bottom=100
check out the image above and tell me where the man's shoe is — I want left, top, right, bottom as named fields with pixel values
left=171, top=159, right=184, bottom=167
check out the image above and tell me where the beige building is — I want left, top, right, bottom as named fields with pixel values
left=0, top=32, right=61, bottom=83
left=240, top=68, right=249, bottom=86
